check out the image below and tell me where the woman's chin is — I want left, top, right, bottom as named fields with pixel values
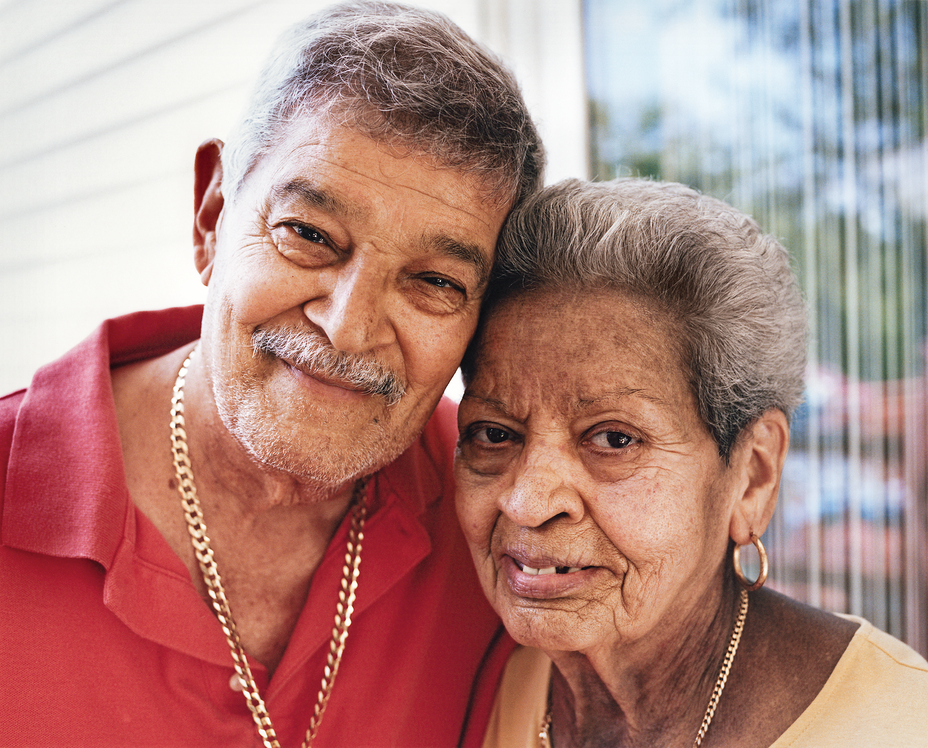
left=498, top=602, right=601, bottom=654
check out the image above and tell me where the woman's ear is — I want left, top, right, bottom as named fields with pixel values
left=728, top=409, right=790, bottom=544
left=193, top=138, right=226, bottom=286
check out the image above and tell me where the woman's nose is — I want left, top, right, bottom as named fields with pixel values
left=499, top=446, right=585, bottom=528
left=303, top=262, right=397, bottom=354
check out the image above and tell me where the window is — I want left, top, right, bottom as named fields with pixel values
left=585, top=0, right=928, bottom=655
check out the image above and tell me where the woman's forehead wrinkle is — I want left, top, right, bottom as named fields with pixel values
left=577, top=389, right=649, bottom=407
left=460, top=392, right=510, bottom=413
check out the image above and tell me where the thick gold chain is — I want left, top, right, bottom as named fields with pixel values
left=539, top=588, right=749, bottom=748
left=170, top=349, right=367, bottom=748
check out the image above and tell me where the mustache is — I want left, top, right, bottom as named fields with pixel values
left=252, top=326, right=406, bottom=406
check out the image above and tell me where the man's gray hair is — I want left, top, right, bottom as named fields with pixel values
left=221, top=0, right=544, bottom=207
left=465, top=178, right=807, bottom=461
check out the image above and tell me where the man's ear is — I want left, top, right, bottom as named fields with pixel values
left=193, top=138, right=226, bottom=286
left=728, top=408, right=790, bottom=544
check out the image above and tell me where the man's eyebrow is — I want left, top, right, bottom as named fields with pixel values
left=271, top=180, right=351, bottom=216
left=433, top=236, right=492, bottom=290
left=272, top=179, right=493, bottom=288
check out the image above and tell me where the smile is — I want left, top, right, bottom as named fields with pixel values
left=252, top=326, right=406, bottom=405
left=501, top=555, right=597, bottom=599
left=277, top=359, right=379, bottom=406
left=287, top=359, right=363, bottom=392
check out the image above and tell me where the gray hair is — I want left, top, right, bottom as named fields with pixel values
left=221, top=1, right=544, bottom=207
left=464, top=178, right=807, bottom=461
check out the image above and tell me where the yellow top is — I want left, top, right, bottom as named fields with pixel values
left=481, top=616, right=928, bottom=748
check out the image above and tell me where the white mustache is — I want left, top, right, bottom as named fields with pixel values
left=252, top=326, right=406, bottom=406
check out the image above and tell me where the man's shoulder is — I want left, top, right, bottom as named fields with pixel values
left=0, top=389, right=26, bottom=505
left=104, top=306, right=203, bottom=367
left=5, top=305, right=203, bottom=424
left=0, top=305, right=203, bottom=520
left=0, top=387, right=25, bottom=424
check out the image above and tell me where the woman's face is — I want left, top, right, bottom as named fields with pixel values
left=455, top=287, right=744, bottom=654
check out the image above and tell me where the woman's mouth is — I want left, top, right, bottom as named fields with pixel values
left=513, top=559, right=583, bottom=575
left=501, top=555, right=598, bottom=598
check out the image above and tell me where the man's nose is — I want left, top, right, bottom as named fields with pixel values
left=303, top=260, right=397, bottom=354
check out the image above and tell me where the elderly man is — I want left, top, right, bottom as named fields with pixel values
left=0, top=3, right=543, bottom=746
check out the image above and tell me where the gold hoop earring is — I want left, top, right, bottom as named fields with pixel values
left=733, top=532, right=768, bottom=591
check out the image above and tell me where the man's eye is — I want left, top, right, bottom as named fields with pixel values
left=589, top=430, right=635, bottom=449
left=422, top=275, right=464, bottom=293
left=293, top=224, right=326, bottom=244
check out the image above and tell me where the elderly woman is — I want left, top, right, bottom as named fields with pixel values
left=455, top=178, right=928, bottom=748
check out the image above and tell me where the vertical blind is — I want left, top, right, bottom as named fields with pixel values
left=585, top=0, right=927, bottom=655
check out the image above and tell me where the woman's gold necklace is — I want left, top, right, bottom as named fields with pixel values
left=170, top=350, right=367, bottom=748
left=539, top=588, right=749, bottom=748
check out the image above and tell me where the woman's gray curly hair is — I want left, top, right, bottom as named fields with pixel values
left=463, top=178, right=807, bottom=462
left=220, top=0, right=544, bottom=208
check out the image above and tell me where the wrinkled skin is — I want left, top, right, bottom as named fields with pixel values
left=454, top=286, right=821, bottom=747
left=194, top=120, right=510, bottom=490
left=115, top=117, right=512, bottom=675
left=455, top=287, right=743, bottom=658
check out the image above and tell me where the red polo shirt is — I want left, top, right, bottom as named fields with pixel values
left=0, top=307, right=508, bottom=748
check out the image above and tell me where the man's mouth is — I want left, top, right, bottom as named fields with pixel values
left=286, top=359, right=362, bottom=391
left=251, top=326, right=406, bottom=405
left=514, top=559, right=584, bottom=575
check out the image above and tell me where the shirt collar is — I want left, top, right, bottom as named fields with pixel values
left=2, top=307, right=203, bottom=564
left=1, top=305, right=450, bottom=561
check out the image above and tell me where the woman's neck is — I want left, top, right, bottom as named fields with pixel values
left=546, top=580, right=742, bottom=748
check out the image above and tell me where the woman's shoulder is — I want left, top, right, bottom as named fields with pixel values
left=715, top=588, right=925, bottom=747
left=743, top=589, right=928, bottom=746
left=771, top=613, right=928, bottom=746
left=752, top=589, right=928, bottom=677
left=835, top=614, right=928, bottom=670
left=478, top=647, right=552, bottom=748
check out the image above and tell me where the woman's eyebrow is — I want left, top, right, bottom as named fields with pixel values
left=578, top=389, right=665, bottom=408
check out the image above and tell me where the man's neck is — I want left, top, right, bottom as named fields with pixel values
left=112, top=344, right=359, bottom=675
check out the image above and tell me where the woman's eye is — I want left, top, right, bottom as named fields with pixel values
left=475, top=426, right=512, bottom=444
left=589, top=430, right=636, bottom=450
left=457, top=422, right=520, bottom=476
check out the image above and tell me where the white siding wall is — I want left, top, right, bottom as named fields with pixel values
left=0, top=0, right=585, bottom=393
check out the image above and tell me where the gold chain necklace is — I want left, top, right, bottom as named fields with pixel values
left=539, top=588, right=749, bottom=748
left=170, top=350, right=368, bottom=748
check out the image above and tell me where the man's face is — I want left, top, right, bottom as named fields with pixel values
left=196, top=117, right=510, bottom=488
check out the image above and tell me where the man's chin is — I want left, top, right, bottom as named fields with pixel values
left=214, top=375, right=427, bottom=488
left=235, top=421, right=403, bottom=488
